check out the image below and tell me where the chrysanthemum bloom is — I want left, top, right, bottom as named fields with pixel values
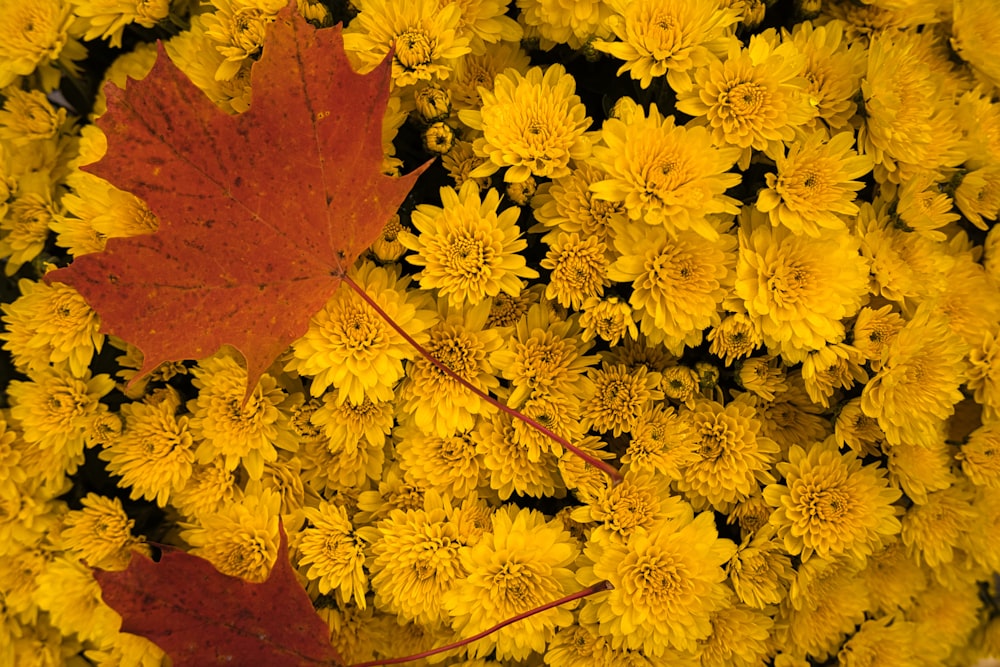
left=515, top=0, right=612, bottom=49
left=443, top=505, right=579, bottom=660
left=737, top=356, right=787, bottom=402
left=955, top=165, right=1000, bottom=230
left=311, top=391, right=393, bottom=453
left=540, top=232, right=610, bottom=310
left=0, top=0, right=86, bottom=88
left=885, top=438, right=955, bottom=506
left=707, top=312, right=760, bottom=366
left=837, top=616, right=923, bottom=667
left=57, top=169, right=160, bottom=255
left=1, top=278, right=102, bottom=378
left=735, top=217, right=869, bottom=362
left=785, top=19, right=865, bottom=131
left=287, top=262, right=435, bottom=404
left=448, top=40, right=530, bottom=111
left=907, top=580, right=983, bottom=664
left=950, top=0, right=1000, bottom=89
left=200, top=0, right=283, bottom=81
left=7, top=368, right=115, bottom=479
left=861, top=306, right=967, bottom=448
left=397, top=300, right=505, bottom=437
left=900, top=483, right=976, bottom=573
left=764, top=439, right=901, bottom=564
left=181, top=489, right=280, bottom=583
left=660, top=364, right=699, bottom=408
left=939, top=248, right=1000, bottom=348
left=0, top=88, right=68, bottom=145
left=60, top=494, right=142, bottom=571
left=68, top=0, right=170, bottom=48
left=401, top=183, right=537, bottom=307
left=610, top=220, right=737, bottom=354
left=834, top=397, right=884, bottom=457
left=531, top=162, right=625, bottom=248
left=459, top=64, right=592, bottom=183
left=344, top=0, right=470, bottom=88
left=296, top=501, right=367, bottom=607
left=698, top=601, right=773, bottom=667
left=622, top=404, right=698, bottom=479
left=170, top=459, right=243, bottom=520
left=355, top=464, right=427, bottom=525
left=895, top=173, right=960, bottom=241
left=860, top=540, right=927, bottom=616
left=675, top=398, right=778, bottom=513
left=395, top=425, right=483, bottom=498
left=676, top=36, right=815, bottom=169
left=188, top=351, right=299, bottom=480
left=490, top=304, right=598, bottom=408
left=580, top=364, right=662, bottom=437
left=800, top=342, right=868, bottom=408
left=441, top=140, right=489, bottom=192
left=594, top=0, right=737, bottom=91
left=578, top=296, right=637, bottom=346
left=34, top=556, right=122, bottom=647
left=476, top=411, right=561, bottom=499
left=590, top=104, right=741, bottom=237
left=511, top=390, right=585, bottom=460
left=446, top=0, right=521, bottom=55
left=544, top=622, right=615, bottom=667
left=756, top=130, right=872, bottom=237
left=726, top=528, right=793, bottom=609
left=0, top=191, right=59, bottom=276
left=851, top=304, right=903, bottom=371
left=578, top=509, right=735, bottom=655
left=958, top=422, right=1000, bottom=488
left=301, top=415, right=386, bottom=491
left=99, top=393, right=195, bottom=507
left=570, top=470, right=687, bottom=545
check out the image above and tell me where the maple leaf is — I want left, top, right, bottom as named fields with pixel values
left=96, top=524, right=343, bottom=667
left=46, top=4, right=430, bottom=398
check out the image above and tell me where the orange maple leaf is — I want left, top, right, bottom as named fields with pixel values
left=46, top=4, right=430, bottom=397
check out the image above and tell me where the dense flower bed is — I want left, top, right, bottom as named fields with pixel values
left=2, top=0, right=1000, bottom=665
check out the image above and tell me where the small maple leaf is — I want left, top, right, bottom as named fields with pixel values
left=96, top=524, right=343, bottom=667
left=46, top=4, right=430, bottom=398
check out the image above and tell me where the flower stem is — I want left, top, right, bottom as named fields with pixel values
left=340, top=274, right=623, bottom=484
left=347, top=580, right=613, bottom=667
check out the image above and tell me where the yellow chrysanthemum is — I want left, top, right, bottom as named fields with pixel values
left=171, top=459, right=244, bottom=520
left=736, top=355, right=788, bottom=402
left=515, top=0, right=612, bottom=50
left=68, top=0, right=170, bottom=48
left=959, top=422, right=1000, bottom=488
left=906, top=580, right=982, bottom=664
left=885, top=437, right=955, bottom=506
left=544, top=622, right=616, bottom=667
left=201, top=0, right=284, bottom=81
left=950, top=0, right=1000, bottom=89
left=894, top=173, right=960, bottom=241
left=622, top=404, right=698, bottom=479
left=955, top=164, right=1000, bottom=230
left=396, top=300, right=505, bottom=437
left=0, top=190, right=58, bottom=277
left=459, top=64, right=592, bottom=183
left=578, top=509, right=736, bottom=655
left=590, top=103, right=741, bottom=237
left=0, top=0, right=86, bottom=89
left=510, top=390, right=586, bottom=461
left=735, top=216, right=869, bottom=361
left=443, top=505, right=579, bottom=661
left=56, top=171, right=159, bottom=257
left=861, top=306, right=967, bottom=448
left=860, top=539, right=927, bottom=616
left=756, top=130, right=872, bottom=236
left=286, top=261, right=435, bottom=403
left=188, top=350, right=299, bottom=481
left=344, top=0, right=471, bottom=88
left=901, top=483, right=976, bottom=573
left=577, top=296, right=637, bottom=347
left=570, top=470, right=686, bottom=544
left=296, top=501, right=367, bottom=607
left=676, top=35, right=815, bottom=168
left=448, top=40, right=530, bottom=111
left=726, top=527, right=794, bottom=609
left=530, top=162, right=624, bottom=248
left=834, top=397, right=884, bottom=457
left=800, top=342, right=868, bottom=408
left=540, top=232, right=610, bottom=310
left=60, top=494, right=143, bottom=571
left=707, top=312, right=761, bottom=366
left=698, top=601, right=773, bottom=667
left=1, top=277, right=103, bottom=378
left=580, top=364, right=662, bottom=437
left=400, top=182, right=538, bottom=307
left=0, top=88, right=69, bottom=145
left=837, top=615, right=924, bottom=667
left=610, top=220, right=737, bottom=354
left=164, top=15, right=252, bottom=113
left=395, top=425, right=482, bottom=498
left=764, top=439, right=901, bottom=564
left=34, top=556, right=120, bottom=648
left=676, top=398, right=778, bottom=513
left=181, top=489, right=281, bottom=583
left=851, top=304, right=903, bottom=371
left=594, top=0, right=738, bottom=90
left=785, top=19, right=866, bottom=130
left=476, top=410, right=561, bottom=499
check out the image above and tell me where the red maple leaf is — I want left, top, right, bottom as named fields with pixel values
left=46, top=4, right=429, bottom=397
left=96, top=524, right=343, bottom=667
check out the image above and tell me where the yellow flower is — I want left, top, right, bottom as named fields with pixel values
left=1, top=277, right=103, bottom=378
left=906, top=580, right=982, bottom=664
left=459, top=64, right=592, bottom=182
left=442, top=140, right=490, bottom=191
left=698, top=601, right=773, bottom=667
left=202, top=0, right=284, bottom=81
left=861, top=306, right=967, bottom=448
left=172, top=459, right=244, bottom=520
left=676, top=398, right=778, bottom=513
left=735, top=217, right=869, bottom=361
left=578, top=509, right=736, bottom=655
left=0, top=190, right=58, bottom=277
left=188, top=350, right=299, bottom=481
left=590, top=103, right=741, bottom=237
left=68, top=0, right=170, bottom=48
left=939, top=245, right=1000, bottom=347
left=57, top=171, right=159, bottom=257
left=181, top=489, right=281, bottom=583
left=860, top=540, right=927, bottom=616
left=570, top=470, right=687, bottom=544
left=344, top=0, right=471, bottom=88
left=448, top=40, right=530, bottom=111
left=99, top=393, right=195, bottom=507
left=737, top=355, right=788, bottom=402
left=800, top=342, right=868, bottom=408
left=544, top=622, right=615, bottom=667
left=660, top=364, right=699, bottom=407
left=834, top=397, right=884, bottom=457
left=164, top=15, right=251, bottom=113
left=726, top=528, right=794, bottom=609
left=60, top=494, right=142, bottom=571
left=838, top=616, right=924, bottom=667
left=950, top=0, right=1000, bottom=89
left=622, top=404, right=698, bottom=479
left=296, top=501, right=367, bottom=607
left=0, top=0, right=86, bottom=89
left=286, top=261, right=435, bottom=403
left=609, top=219, right=737, bottom=354
left=851, top=304, right=904, bottom=370
left=900, top=483, right=976, bottom=571
left=885, top=438, right=955, bottom=506
left=594, top=0, right=738, bottom=91
left=397, top=300, right=505, bottom=437
left=302, top=399, right=388, bottom=491
left=0, top=88, right=69, bottom=145
left=755, top=130, right=872, bottom=236
left=954, top=165, right=1000, bottom=230
left=707, top=312, right=761, bottom=366
left=765, top=439, right=901, bottom=564
left=448, top=0, right=522, bottom=55
left=511, top=390, right=586, bottom=461
left=580, top=364, right=662, bottom=437
left=34, top=556, right=120, bottom=647
left=578, top=296, right=637, bottom=346
left=476, top=410, right=561, bottom=499
left=894, top=173, right=960, bottom=241
left=676, top=36, right=815, bottom=168
left=443, top=505, right=579, bottom=660
left=958, top=422, right=1000, bottom=488
left=530, top=162, right=624, bottom=248
left=515, top=0, right=612, bottom=49
left=786, top=20, right=865, bottom=131
left=395, top=425, right=482, bottom=498
left=400, top=182, right=538, bottom=307
left=540, top=232, right=610, bottom=310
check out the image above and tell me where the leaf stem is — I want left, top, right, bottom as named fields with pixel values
left=347, top=580, right=613, bottom=667
left=340, top=274, right=623, bottom=484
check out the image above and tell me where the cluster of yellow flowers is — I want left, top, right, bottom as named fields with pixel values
left=2, top=0, right=1000, bottom=665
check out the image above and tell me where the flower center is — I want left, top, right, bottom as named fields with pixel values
left=725, top=81, right=766, bottom=117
